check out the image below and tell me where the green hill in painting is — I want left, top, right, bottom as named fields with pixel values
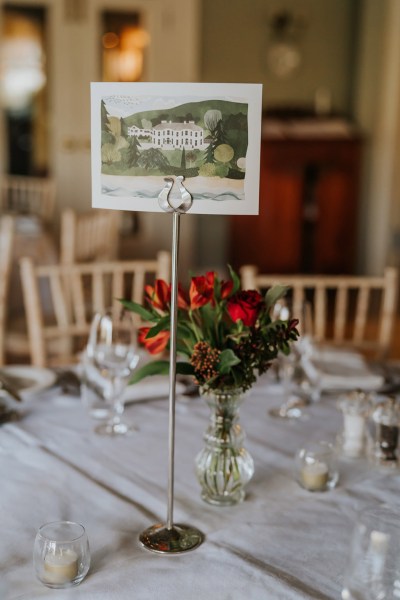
left=102, top=97, right=248, bottom=180
left=122, top=99, right=248, bottom=130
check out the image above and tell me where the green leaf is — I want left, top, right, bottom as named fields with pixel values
left=214, top=275, right=221, bottom=300
left=176, top=362, right=195, bottom=376
left=177, top=322, right=197, bottom=344
left=146, top=315, right=170, bottom=338
left=119, top=299, right=157, bottom=322
left=218, top=348, right=241, bottom=374
left=129, top=360, right=194, bottom=384
left=264, top=285, right=289, bottom=313
left=228, top=264, right=240, bottom=294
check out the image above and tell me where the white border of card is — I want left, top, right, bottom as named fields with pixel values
left=91, top=82, right=262, bottom=215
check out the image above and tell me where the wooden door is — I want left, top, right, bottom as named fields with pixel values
left=230, top=143, right=303, bottom=273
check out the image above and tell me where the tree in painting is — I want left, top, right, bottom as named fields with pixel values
left=127, top=135, right=141, bottom=167
left=138, top=148, right=170, bottom=170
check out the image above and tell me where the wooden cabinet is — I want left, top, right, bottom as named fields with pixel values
left=229, top=135, right=363, bottom=274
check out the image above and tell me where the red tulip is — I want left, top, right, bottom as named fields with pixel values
left=138, top=327, right=170, bottom=354
left=220, top=279, right=234, bottom=299
left=189, top=272, right=215, bottom=309
left=145, top=279, right=170, bottom=311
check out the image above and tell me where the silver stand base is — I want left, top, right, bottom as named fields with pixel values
left=139, top=523, right=204, bottom=554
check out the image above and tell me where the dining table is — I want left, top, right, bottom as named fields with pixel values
left=0, top=360, right=399, bottom=600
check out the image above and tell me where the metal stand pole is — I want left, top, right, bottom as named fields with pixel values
left=139, top=178, right=204, bottom=554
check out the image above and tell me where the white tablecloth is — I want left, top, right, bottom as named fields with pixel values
left=1, top=375, right=399, bottom=600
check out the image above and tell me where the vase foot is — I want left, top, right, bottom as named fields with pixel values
left=139, top=523, right=204, bottom=554
left=201, top=489, right=245, bottom=506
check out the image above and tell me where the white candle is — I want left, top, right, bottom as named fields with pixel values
left=343, top=413, right=366, bottom=457
left=44, top=549, right=78, bottom=584
left=300, top=461, right=329, bottom=491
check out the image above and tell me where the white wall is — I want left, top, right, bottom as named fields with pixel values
left=354, top=0, right=400, bottom=274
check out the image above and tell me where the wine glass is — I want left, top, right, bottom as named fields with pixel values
left=269, top=299, right=320, bottom=419
left=84, top=307, right=139, bottom=435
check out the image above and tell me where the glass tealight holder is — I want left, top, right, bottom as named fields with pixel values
left=341, top=505, right=400, bottom=600
left=337, top=390, right=371, bottom=459
left=33, top=521, right=90, bottom=589
left=295, top=441, right=339, bottom=492
left=369, top=396, right=400, bottom=468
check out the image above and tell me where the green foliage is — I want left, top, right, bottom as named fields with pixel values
left=101, top=143, right=121, bottom=165
left=119, top=299, right=158, bottom=322
left=180, top=147, right=186, bottom=169
left=129, top=360, right=194, bottom=385
left=199, top=162, right=217, bottom=177
left=264, top=286, right=289, bottom=313
left=214, top=163, right=229, bottom=178
left=123, top=268, right=299, bottom=392
left=203, top=142, right=217, bottom=165
left=122, top=99, right=247, bottom=130
left=227, top=168, right=245, bottom=180
left=138, top=148, right=171, bottom=170
left=126, top=135, right=141, bottom=168
left=100, top=99, right=248, bottom=181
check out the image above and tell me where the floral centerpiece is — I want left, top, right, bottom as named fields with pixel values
left=121, top=266, right=299, bottom=505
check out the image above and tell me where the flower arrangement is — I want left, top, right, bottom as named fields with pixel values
left=121, top=266, right=299, bottom=393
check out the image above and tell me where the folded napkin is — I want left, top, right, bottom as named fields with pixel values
left=301, top=347, right=384, bottom=392
left=122, top=376, right=186, bottom=403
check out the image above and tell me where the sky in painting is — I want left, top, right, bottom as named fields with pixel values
left=104, top=94, right=248, bottom=119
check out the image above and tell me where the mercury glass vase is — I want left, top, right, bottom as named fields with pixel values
left=195, top=387, right=254, bottom=506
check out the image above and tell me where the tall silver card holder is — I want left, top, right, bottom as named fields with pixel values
left=139, top=176, right=204, bottom=553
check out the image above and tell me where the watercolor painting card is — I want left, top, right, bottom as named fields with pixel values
left=91, top=82, right=262, bottom=215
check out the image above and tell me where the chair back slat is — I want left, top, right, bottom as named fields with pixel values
left=70, top=271, right=87, bottom=328
left=1, top=176, right=55, bottom=223
left=0, top=216, right=15, bottom=365
left=60, top=208, right=121, bottom=265
left=19, top=253, right=171, bottom=366
left=112, top=270, right=124, bottom=307
left=379, top=267, right=398, bottom=350
left=334, top=285, right=347, bottom=341
left=314, top=285, right=326, bottom=341
left=93, top=271, right=105, bottom=314
left=19, top=257, right=47, bottom=367
left=240, top=265, right=399, bottom=359
left=353, top=286, right=370, bottom=343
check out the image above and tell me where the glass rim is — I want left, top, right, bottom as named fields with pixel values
left=299, top=440, right=334, bottom=456
left=37, top=520, right=86, bottom=543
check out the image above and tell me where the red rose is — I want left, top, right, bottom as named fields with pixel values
left=227, top=290, right=264, bottom=327
left=138, top=327, right=170, bottom=354
left=189, top=272, right=215, bottom=309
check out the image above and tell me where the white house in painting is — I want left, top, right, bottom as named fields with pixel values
left=127, top=120, right=205, bottom=150
left=127, top=125, right=152, bottom=138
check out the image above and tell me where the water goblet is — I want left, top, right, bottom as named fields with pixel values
left=269, top=299, right=319, bottom=419
left=84, top=307, right=139, bottom=435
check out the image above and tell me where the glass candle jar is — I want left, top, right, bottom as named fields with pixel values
left=337, top=390, right=371, bottom=458
left=370, top=396, right=400, bottom=467
left=295, top=441, right=339, bottom=492
left=33, top=521, right=90, bottom=589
